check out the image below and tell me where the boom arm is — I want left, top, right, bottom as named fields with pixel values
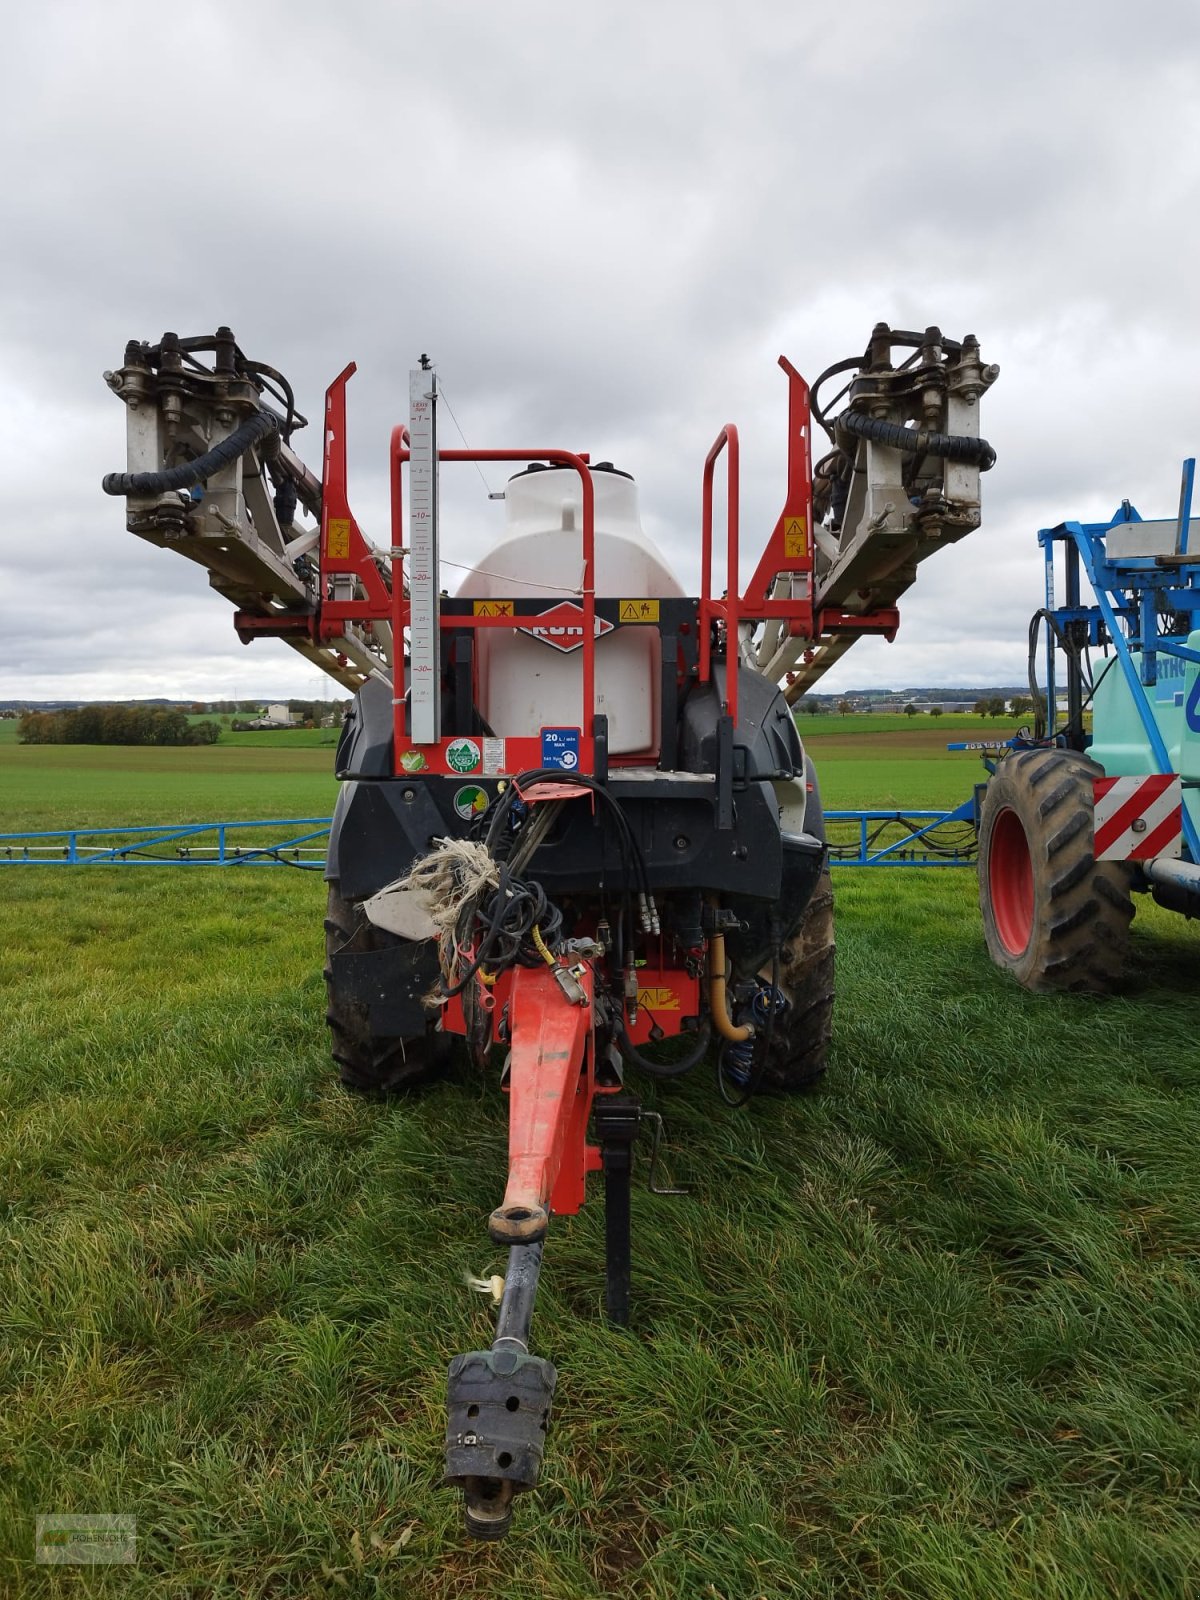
left=753, top=324, right=999, bottom=700
left=103, top=329, right=387, bottom=692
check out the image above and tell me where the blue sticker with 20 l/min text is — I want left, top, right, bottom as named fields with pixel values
left=541, top=727, right=581, bottom=771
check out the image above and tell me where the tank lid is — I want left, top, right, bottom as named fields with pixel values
left=508, top=459, right=633, bottom=483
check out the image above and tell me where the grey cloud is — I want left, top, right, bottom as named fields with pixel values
left=2, top=0, right=1199, bottom=702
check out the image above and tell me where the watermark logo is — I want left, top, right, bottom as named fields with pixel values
left=36, top=1515, right=136, bottom=1565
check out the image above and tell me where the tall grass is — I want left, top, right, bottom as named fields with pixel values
left=1, top=739, right=1198, bottom=1596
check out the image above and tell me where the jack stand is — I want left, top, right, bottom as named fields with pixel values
left=593, top=1096, right=642, bottom=1326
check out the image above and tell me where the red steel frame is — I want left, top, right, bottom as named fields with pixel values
left=698, top=356, right=899, bottom=710
left=320, top=363, right=392, bottom=630
left=699, top=356, right=817, bottom=729
left=320, top=356, right=902, bottom=778
left=740, top=358, right=815, bottom=613
left=699, top=422, right=741, bottom=723
left=389, top=424, right=598, bottom=777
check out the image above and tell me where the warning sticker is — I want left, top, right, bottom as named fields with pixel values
left=783, top=515, right=808, bottom=558
left=618, top=599, right=660, bottom=623
left=482, top=737, right=507, bottom=776
left=325, top=517, right=351, bottom=559
left=473, top=600, right=514, bottom=617
left=639, top=987, right=681, bottom=1011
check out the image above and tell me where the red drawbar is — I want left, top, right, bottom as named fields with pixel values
left=497, top=963, right=596, bottom=1230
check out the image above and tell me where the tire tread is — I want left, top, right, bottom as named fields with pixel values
left=979, top=749, right=1134, bottom=994
left=763, top=868, right=835, bottom=1090
left=324, top=880, right=444, bottom=1091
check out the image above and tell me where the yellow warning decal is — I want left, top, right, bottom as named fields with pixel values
left=783, top=515, right=808, bottom=558
left=639, top=987, right=680, bottom=1011
left=473, top=600, right=514, bottom=617
left=618, top=599, right=660, bottom=623
left=325, top=517, right=351, bottom=559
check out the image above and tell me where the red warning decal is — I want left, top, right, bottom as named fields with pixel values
left=1093, top=774, right=1182, bottom=860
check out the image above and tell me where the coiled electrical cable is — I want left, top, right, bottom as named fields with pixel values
left=716, top=954, right=785, bottom=1108
left=441, top=869, right=564, bottom=999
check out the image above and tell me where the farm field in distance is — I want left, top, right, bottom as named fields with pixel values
left=0, top=711, right=1002, bottom=831
left=2, top=715, right=1198, bottom=1598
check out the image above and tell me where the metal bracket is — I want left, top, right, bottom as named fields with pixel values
left=641, top=1111, right=687, bottom=1196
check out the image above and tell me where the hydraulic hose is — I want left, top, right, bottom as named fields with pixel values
left=271, top=471, right=298, bottom=529
left=708, top=932, right=754, bottom=1044
left=718, top=951, right=783, bottom=1109
left=102, top=409, right=278, bottom=496
left=838, top=407, right=996, bottom=471
left=618, top=1016, right=712, bottom=1079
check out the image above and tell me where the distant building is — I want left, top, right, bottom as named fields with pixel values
left=241, top=703, right=299, bottom=730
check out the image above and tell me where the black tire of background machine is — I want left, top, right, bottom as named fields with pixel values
left=324, top=879, right=449, bottom=1091
left=765, top=866, right=835, bottom=1090
left=978, top=747, right=1134, bottom=995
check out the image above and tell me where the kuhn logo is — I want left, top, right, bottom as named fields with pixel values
left=519, top=602, right=614, bottom=653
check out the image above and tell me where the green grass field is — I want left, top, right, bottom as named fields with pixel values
left=2, top=720, right=1198, bottom=1598
left=0, top=712, right=1009, bottom=830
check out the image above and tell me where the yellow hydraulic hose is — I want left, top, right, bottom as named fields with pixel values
left=708, top=930, right=754, bottom=1043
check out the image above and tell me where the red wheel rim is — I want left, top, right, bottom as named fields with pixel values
left=989, top=806, right=1034, bottom=956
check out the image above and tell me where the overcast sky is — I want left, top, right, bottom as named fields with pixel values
left=3, top=1, right=1199, bottom=702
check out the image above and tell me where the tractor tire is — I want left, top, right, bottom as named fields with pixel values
left=323, top=880, right=448, bottom=1092
left=978, top=747, right=1134, bottom=994
left=765, top=866, right=835, bottom=1090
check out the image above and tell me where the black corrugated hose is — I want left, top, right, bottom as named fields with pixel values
left=838, top=408, right=996, bottom=471
left=101, top=409, right=278, bottom=496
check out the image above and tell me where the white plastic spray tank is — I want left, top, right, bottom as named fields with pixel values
left=455, top=464, right=685, bottom=757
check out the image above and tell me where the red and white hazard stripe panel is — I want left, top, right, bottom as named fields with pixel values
left=1092, top=774, right=1183, bottom=861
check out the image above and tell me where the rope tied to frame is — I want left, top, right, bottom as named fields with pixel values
left=393, top=837, right=501, bottom=984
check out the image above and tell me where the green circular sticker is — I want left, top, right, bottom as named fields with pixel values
left=446, top=737, right=481, bottom=774
left=399, top=749, right=427, bottom=773
left=453, top=784, right=489, bottom=821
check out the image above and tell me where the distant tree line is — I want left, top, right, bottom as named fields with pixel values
left=17, top=705, right=220, bottom=746
left=974, top=695, right=1036, bottom=718
left=797, top=694, right=1040, bottom=719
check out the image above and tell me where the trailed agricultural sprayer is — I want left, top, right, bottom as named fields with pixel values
left=978, top=468, right=1200, bottom=991
left=103, top=324, right=997, bottom=1534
